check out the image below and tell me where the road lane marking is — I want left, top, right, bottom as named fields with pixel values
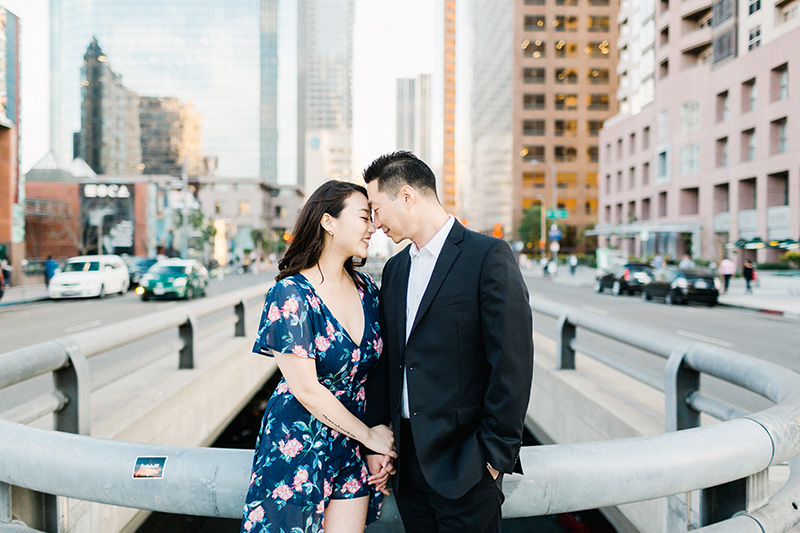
left=581, top=305, right=609, bottom=316
left=65, top=320, right=102, bottom=333
left=676, top=329, right=735, bottom=348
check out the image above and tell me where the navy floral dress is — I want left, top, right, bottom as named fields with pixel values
left=241, top=272, right=383, bottom=533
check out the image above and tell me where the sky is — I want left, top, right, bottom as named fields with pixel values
left=1, top=0, right=436, bottom=174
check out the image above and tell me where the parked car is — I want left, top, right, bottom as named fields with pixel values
left=641, top=266, right=720, bottom=306
left=127, top=257, right=159, bottom=288
left=48, top=255, right=130, bottom=299
left=136, top=259, right=209, bottom=300
left=594, top=262, right=654, bottom=295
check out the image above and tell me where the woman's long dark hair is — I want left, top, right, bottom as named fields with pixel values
left=276, top=180, right=368, bottom=287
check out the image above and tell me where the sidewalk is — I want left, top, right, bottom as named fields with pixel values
left=521, top=263, right=800, bottom=321
left=0, top=283, right=50, bottom=307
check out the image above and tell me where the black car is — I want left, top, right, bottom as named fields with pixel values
left=594, top=262, right=654, bottom=296
left=641, top=266, right=719, bottom=306
left=127, top=257, right=158, bottom=288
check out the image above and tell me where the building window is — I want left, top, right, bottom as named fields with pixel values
left=523, top=93, right=546, bottom=110
left=555, top=41, right=578, bottom=58
left=657, top=150, right=669, bottom=181
left=741, top=128, right=756, bottom=161
left=748, top=26, right=761, bottom=50
left=525, top=0, right=546, bottom=5
left=767, top=172, right=789, bottom=206
left=643, top=127, right=651, bottom=149
left=748, top=0, right=761, bottom=15
left=587, top=68, right=609, bottom=84
left=772, top=64, right=789, bottom=101
left=771, top=118, right=787, bottom=154
left=679, top=144, right=700, bottom=175
left=679, top=100, right=701, bottom=132
left=617, top=138, right=623, bottom=159
left=716, top=137, right=728, bottom=167
left=523, top=39, right=546, bottom=58
left=629, top=133, right=636, bottom=154
left=716, top=90, right=729, bottom=122
left=554, top=15, right=578, bottom=32
left=659, top=59, right=669, bottom=79
left=555, top=120, right=578, bottom=137
left=586, top=172, right=598, bottom=190
left=657, top=110, right=669, bottom=140
left=658, top=191, right=668, bottom=217
left=742, top=79, right=756, bottom=112
left=642, top=162, right=650, bottom=185
left=238, top=201, right=251, bottom=215
left=738, top=177, right=757, bottom=210
left=521, top=146, right=546, bottom=163
left=555, top=68, right=579, bottom=84
left=679, top=188, right=700, bottom=215
left=523, top=120, right=546, bottom=136
left=524, top=68, right=546, bottom=84
left=214, top=201, right=222, bottom=214
left=713, top=0, right=735, bottom=26
left=555, top=93, right=578, bottom=110
left=629, top=167, right=636, bottom=189
left=588, top=16, right=610, bottom=32
left=590, top=0, right=610, bottom=4
left=616, top=171, right=623, bottom=192
left=525, top=15, right=546, bottom=31
left=586, top=41, right=611, bottom=57
left=641, top=198, right=651, bottom=220
left=555, top=146, right=577, bottom=162
left=588, top=146, right=599, bottom=162
left=712, top=29, right=735, bottom=64
left=556, top=0, right=578, bottom=5
left=522, top=171, right=546, bottom=188
left=783, top=5, right=799, bottom=22
left=588, top=94, right=609, bottom=110
left=588, top=120, right=603, bottom=137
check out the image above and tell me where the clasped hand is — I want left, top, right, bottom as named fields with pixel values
left=364, top=424, right=396, bottom=496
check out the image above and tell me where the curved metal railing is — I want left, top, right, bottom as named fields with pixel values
left=1, top=296, right=799, bottom=531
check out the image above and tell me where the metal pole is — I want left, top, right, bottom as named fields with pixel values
left=181, top=159, right=189, bottom=259
left=531, top=160, right=558, bottom=259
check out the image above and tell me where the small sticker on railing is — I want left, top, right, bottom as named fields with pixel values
left=133, top=456, right=167, bottom=479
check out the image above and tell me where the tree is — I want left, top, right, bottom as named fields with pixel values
left=518, top=205, right=544, bottom=252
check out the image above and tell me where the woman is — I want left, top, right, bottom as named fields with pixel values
left=241, top=180, right=395, bottom=533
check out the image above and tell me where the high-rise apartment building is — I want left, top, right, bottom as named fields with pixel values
left=395, top=74, right=432, bottom=163
left=77, top=38, right=141, bottom=176
left=597, top=0, right=799, bottom=265
left=442, top=0, right=457, bottom=214
left=511, top=0, right=620, bottom=250
left=140, top=97, right=203, bottom=177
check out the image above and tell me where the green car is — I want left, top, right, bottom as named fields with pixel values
left=136, top=259, right=209, bottom=301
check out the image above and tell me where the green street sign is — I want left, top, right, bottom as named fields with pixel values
left=546, top=209, right=569, bottom=220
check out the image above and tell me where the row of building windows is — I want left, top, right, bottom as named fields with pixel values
left=602, top=171, right=790, bottom=226
left=523, top=67, right=610, bottom=84
left=522, top=144, right=600, bottom=162
left=524, top=15, right=611, bottom=32
left=716, top=65, right=789, bottom=121
left=523, top=119, right=605, bottom=137
left=522, top=39, right=610, bottom=58
left=523, top=93, right=610, bottom=110
left=715, top=119, right=788, bottom=166
left=525, top=0, right=610, bottom=6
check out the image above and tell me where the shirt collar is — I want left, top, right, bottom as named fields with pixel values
left=409, top=215, right=455, bottom=261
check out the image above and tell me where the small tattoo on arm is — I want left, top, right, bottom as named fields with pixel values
left=322, top=414, right=357, bottom=439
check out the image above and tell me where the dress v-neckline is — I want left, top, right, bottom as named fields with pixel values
left=297, top=273, right=368, bottom=347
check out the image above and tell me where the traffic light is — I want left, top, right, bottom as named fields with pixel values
left=282, top=233, right=293, bottom=242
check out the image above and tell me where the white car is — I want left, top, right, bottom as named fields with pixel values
left=48, top=255, right=130, bottom=299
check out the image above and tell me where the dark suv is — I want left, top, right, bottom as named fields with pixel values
left=594, top=262, right=654, bottom=296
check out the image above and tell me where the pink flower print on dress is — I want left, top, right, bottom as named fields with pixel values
left=374, top=336, right=383, bottom=355
left=315, top=335, right=331, bottom=352
left=324, top=479, right=333, bottom=498
left=351, top=348, right=361, bottom=363
left=278, top=438, right=303, bottom=458
left=291, top=345, right=309, bottom=358
left=267, top=303, right=281, bottom=322
left=272, top=483, right=294, bottom=501
left=316, top=500, right=325, bottom=514
left=293, top=468, right=309, bottom=490
left=330, top=429, right=340, bottom=439
left=307, top=294, right=321, bottom=310
left=282, top=297, right=299, bottom=318
left=275, top=381, right=291, bottom=394
left=343, top=478, right=361, bottom=494
left=326, top=320, right=336, bottom=338
left=248, top=506, right=265, bottom=523
left=243, top=520, right=253, bottom=531
left=249, top=472, right=257, bottom=486
left=356, top=387, right=365, bottom=402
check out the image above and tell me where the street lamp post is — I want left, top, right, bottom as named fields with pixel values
left=530, top=159, right=558, bottom=258
left=533, top=193, right=547, bottom=254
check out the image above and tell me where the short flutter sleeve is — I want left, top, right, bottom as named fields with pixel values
left=252, top=279, right=316, bottom=359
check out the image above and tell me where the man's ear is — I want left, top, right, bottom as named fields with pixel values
left=400, top=185, right=415, bottom=206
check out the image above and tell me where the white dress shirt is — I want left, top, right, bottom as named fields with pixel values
left=401, top=215, right=456, bottom=418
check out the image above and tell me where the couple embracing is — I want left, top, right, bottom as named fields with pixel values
left=240, top=151, right=534, bottom=533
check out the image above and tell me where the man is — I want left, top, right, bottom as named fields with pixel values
left=45, top=255, right=59, bottom=287
left=363, top=151, right=534, bottom=532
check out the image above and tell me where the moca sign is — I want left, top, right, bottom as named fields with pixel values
left=84, top=183, right=131, bottom=199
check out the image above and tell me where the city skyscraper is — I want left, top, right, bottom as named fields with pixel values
left=78, top=38, right=141, bottom=176
left=139, top=96, right=204, bottom=177
left=395, top=74, right=432, bottom=163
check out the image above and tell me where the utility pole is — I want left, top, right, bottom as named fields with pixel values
left=181, top=159, right=189, bottom=259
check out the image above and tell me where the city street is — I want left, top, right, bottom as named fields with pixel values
left=524, top=270, right=797, bottom=414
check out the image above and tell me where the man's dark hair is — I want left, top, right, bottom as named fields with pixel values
left=362, top=151, right=438, bottom=200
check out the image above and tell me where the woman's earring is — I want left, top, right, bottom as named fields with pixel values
left=327, top=230, right=333, bottom=237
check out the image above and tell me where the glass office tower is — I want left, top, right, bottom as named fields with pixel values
left=51, top=0, right=264, bottom=179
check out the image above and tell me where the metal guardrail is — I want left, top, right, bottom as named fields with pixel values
left=1, top=293, right=800, bottom=531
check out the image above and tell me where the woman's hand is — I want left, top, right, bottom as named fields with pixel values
left=364, top=424, right=397, bottom=458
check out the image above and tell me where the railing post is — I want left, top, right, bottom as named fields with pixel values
left=556, top=314, right=576, bottom=370
left=665, top=346, right=699, bottom=432
left=52, top=339, right=91, bottom=436
left=179, top=315, right=196, bottom=369
left=235, top=299, right=246, bottom=337
left=1, top=482, right=10, bottom=523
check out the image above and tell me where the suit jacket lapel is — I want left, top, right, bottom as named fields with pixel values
left=393, top=248, right=411, bottom=360
left=409, top=222, right=464, bottom=336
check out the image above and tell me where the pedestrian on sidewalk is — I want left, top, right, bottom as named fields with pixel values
left=743, top=260, right=755, bottom=294
left=568, top=253, right=578, bottom=276
left=45, top=256, right=59, bottom=287
left=541, top=256, right=550, bottom=279
left=719, top=257, right=736, bottom=293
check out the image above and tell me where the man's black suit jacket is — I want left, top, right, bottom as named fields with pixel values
left=365, top=220, right=534, bottom=500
